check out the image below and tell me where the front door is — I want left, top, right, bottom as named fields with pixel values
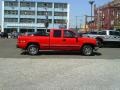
left=62, top=30, right=80, bottom=50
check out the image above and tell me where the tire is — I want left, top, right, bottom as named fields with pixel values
left=82, top=45, right=93, bottom=56
left=27, top=44, right=39, bottom=55
left=96, top=39, right=103, bottom=48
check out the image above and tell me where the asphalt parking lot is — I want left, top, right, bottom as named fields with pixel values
left=0, top=38, right=120, bottom=59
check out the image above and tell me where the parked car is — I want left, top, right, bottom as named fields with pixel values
left=17, top=29, right=99, bottom=56
left=0, top=32, right=2, bottom=37
left=11, top=32, right=20, bottom=39
left=83, top=30, right=120, bottom=47
left=0, top=32, right=8, bottom=38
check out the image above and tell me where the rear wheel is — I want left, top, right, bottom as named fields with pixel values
left=82, top=45, right=93, bottom=56
left=27, top=44, right=39, bottom=55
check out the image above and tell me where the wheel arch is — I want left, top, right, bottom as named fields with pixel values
left=26, top=42, right=40, bottom=49
left=96, top=37, right=103, bottom=42
left=80, top=43, right=95, bottom=51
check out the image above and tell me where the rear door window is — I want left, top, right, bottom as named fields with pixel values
left=109, top=31, right=120, bottom=36
left=98, top=31, right=106, bottom=35
left=53, top=30, right=61, bottom=37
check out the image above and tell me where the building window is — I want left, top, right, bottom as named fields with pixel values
left=54, top=12, right=67, bottom=16
left=37, top=11, right=52, bottom=16
left=54, top=3, right=67, bottom=8
left=54, top=19, right=66, bottom=24
left=20, top=2, right=35, bottom=7
left=20, top=11, right=35, bottom=15
left=4, top=1, right=18, bottom=7
left=4, top=18, right=18, bottom=22
left=20, top=18, right=35, bottom=23
left=37, top=19, right=52, bottom=23
left=37, top=19, right=45, bottom=23
left=37, top=2, right=52, bottom=8
left=4, top=10, right=18, bottom=15
left=53, top=30, right=61, bottom=37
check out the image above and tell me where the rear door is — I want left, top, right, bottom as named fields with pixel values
left=32, top=31, right=49, bottom=50
left=109, top=31, right=120, bottom=42
left=50, top=30, right=63, bottom=50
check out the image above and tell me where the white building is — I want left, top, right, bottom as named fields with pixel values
left=0, top=0, right=70, bottom=33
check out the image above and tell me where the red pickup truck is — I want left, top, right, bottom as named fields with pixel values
left=17, top=29, right=98, bottom=56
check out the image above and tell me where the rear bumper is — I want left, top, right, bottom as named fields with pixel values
left=16, top=43, right=26, bottom=49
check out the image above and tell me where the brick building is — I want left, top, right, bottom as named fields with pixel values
left=94, top=0, right=120, bottom=30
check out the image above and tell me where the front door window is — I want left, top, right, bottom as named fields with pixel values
left=64, top=30, right=76, bottom=38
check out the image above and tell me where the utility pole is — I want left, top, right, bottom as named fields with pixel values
left=85, top=15, right=87, bottom=32
left=76, top=16, right=82, bottom=30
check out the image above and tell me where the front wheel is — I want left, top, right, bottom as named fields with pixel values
left=27, top=45, right=39, bottom=55
left=96, top=39, right=103, bottom=48
left=82, top=45, right=93, bottom=56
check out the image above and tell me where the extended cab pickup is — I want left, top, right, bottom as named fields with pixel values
left=17, top=29, right=98, bottom=56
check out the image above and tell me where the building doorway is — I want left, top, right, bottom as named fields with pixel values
left=4, top=28, right=17, bottom=33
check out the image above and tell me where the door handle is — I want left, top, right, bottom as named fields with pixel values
left=63, top=39, right=66, bottom=42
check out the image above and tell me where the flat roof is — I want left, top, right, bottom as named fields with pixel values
left=3, top=0, right=68, bottom=4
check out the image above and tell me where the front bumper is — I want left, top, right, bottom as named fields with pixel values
left=16, top=44, right=19, bottom=48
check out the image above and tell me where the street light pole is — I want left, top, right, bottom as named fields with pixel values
left=88, top=0, right=95, bottom=31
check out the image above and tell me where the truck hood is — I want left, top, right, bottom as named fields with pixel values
left=79, top=37, right=97, bottom=46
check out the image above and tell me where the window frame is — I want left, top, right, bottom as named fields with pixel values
left=64, top=30, right=76, bottom=38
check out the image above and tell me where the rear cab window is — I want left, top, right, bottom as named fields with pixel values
left=33, top=30, right=49, bottom=36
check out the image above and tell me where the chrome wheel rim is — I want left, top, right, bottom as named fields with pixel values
left=29, top=46, right=38, bottom=55
left=83, top=46, right=92, bottom=55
